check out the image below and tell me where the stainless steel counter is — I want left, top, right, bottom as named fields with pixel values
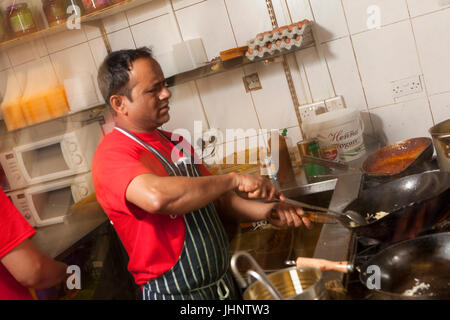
left=31, top=202, right=107, bottom=259
left=311, top=135, right=381, bottom=284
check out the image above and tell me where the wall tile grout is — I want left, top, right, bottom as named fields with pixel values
left=222, top=0, right=262, bottom=131
left=405, top=0, right=435, bottom=125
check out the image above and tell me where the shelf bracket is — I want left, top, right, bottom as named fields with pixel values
left=84, top=19, right=112, bottom=54
left=265, top=0, right=305, bottom=138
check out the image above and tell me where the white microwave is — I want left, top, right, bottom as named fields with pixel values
left=7, top=173, right=95, bottom=227
left=1, top=122, right=102, bottom=190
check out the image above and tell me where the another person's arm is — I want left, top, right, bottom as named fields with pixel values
left=1, top=239, right=67, bottom=290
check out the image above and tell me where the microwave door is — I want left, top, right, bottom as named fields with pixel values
left=14, top=136, right=72, bottom=184
left=26, top=181, right=75, bottom=227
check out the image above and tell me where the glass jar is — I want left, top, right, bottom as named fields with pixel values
left=0, top=10, right=11, bottom=42
left=42, top=0, right=67, bottom=27
left=65, top=0, right=85, bottom=17
left=81, top=0, right=109, bottom=14
left=7, top=3, right=37, bottom=37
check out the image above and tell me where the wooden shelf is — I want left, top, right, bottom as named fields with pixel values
left=3, top=102, right=107, bottom=134
left=0, top=0, right=152, bottom=49
left=166, top=27, right=315, bottom=87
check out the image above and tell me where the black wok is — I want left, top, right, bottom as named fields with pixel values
left=295, top=233, right=450, bottom=299
left=344, top=171, right=450, bottom=243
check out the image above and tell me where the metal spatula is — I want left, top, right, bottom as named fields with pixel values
left=275, top=197, right=367, bottom=227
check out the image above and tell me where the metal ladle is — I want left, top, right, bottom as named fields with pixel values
left=282, top=197, right=367, bottom=227
left=231, top=251, right=284, bottom=300
left=264, top=196, right=367, bottom=227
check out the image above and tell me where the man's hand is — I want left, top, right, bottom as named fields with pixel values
left=267, top=202, right=313, bottom=229
left=234, top=173, right=285, bottom=201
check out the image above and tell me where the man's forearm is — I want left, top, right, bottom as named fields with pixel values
left=216, top=191, right=273, bottom=223
left=127, top=172, right=240, bottom=215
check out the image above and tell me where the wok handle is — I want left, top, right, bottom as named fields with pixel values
left=295, top=257, right=353, bottom=273
left=270, top=210, right=336, bottom=224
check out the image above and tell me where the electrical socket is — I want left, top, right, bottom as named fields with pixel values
left=391, top=76, right=423, bottom=99
left=325, top=96, right=346, bottom=112
left=299, top=101, right=327, bottom=121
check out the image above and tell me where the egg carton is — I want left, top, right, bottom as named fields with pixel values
left=246, top=22, right=312, bottom=61
left=248, top=20, right=311, bottom=47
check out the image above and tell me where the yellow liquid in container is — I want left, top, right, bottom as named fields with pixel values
left=22, top=94, right=53, bottom=125
left=46, top=85, right=69, bottom=118
left=1, top=100, right=28, bottom=131
left=21, top=86, right=69, bottom=126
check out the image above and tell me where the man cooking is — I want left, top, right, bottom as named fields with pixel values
left=92, top=47, right=311, bottom=300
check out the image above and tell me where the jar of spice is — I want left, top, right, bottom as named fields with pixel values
left=80, top=0, right=109, bottom=14
left=7, top=3, right=37, bottom=37
left=64, top=0, right=85, bottom=17
left=42, top=0, right=67, bottom=27
left=0, top=10, right=11, bottom=42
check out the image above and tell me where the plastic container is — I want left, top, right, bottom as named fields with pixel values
left=302, top=108, right=366, bottom=162
left=1, top=100, right=28, bottom=130
left=7, top=3, right=37, bottom=37
left=63, top=73, right=99, bottom=113
left=172, top=38, right=207, bottom=73
left=42, top=0, right=67, bottom=27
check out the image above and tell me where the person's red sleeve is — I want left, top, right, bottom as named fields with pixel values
left=92, top=140, right=162, bottom=214
left=198, top=163, right=212, bottom=177
left=0, top=190, right=36, bottom=259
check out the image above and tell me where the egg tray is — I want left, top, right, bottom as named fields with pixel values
left=246, top=20, right=312, bottom=61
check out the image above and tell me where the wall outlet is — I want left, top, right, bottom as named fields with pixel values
left=298, top=101, right=327, bottom=121
left=391, top=76, right=423, bottom=99
left=325, top=96, right=346, bottom=112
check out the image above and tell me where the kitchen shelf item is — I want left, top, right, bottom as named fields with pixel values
left=220, top=46, right=248, bottom=61
left=166, top=25, right=314, bottom=87
left=246, top=20, right=312, bottom=61
left=7, top=2, right=37, bottom=37
left=81, top=0, right=109, bottom=14
left=42, top=0, right=68, bottom=27
left=0, top=10, right=11, bottom=41
left=0, top=0, right=152, bottom=50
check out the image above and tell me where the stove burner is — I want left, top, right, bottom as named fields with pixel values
left=345, top=215, right=450, bottom=300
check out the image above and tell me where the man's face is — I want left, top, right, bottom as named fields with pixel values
left=122, top=57, right=172, bottom=131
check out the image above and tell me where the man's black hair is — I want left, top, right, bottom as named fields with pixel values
left=97, top=47, right=154, bottom=109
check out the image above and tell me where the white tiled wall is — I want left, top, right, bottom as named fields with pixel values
left=1, top=0, right=449, bottom=152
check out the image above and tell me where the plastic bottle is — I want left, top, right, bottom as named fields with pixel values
left=269, top=128, right=296, bottom=184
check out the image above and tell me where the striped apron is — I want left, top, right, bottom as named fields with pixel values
left=115, top=127, right=240, bottom=300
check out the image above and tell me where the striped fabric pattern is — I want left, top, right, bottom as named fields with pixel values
left=115, top=128, right=240, bottom=300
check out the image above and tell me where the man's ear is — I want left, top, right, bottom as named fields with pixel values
left=110, top=95, right=127, bottom=115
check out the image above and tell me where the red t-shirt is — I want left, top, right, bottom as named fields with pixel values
left=0, top=189, right=36, bottom=300
left=92, top=129, right=211, bottom=285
